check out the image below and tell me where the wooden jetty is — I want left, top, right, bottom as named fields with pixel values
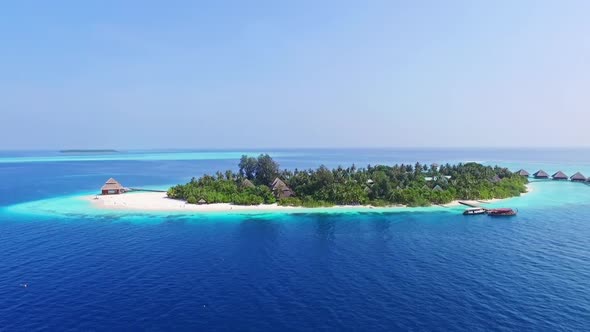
left=459, top=201, right=485, bottom=209
left=128, top=188, right=167, bottom=193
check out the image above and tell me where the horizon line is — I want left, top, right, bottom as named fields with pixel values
left=2, top=146, right=590, bottom=152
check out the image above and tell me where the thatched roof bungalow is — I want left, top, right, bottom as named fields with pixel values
left=552, top=171, right=568, bottom=180
left=533, top=170, right=549, bottom=179
left=101, top=178, right=124, bottom=195
left=490, top=175, right=502, bottom=183
left=570, top=172, right=586, bottom=182
left=241, top=179, right=255, bottom=189
left=432, top=185, right=443, bottom=192
left=271, top=178, right=294, bottom=199
left=198, top=198, right=207, bottom=205
left=517, top=169, right=530, bottom=177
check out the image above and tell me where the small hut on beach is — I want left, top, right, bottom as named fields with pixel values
left=198, top=198, right=207, bottom=205
left=517, top=169, right=530, bottom=177
left=271, top=178, right=294, bottom=199
left=552, top=171, right=568, bottom=180
left=533, top=170, right=549, bottom=179
left=570, top=172, right=586, bottom=182
left=101, top=178, right=124, bottom=195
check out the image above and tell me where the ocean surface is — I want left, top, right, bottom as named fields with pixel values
left=1, top=148, right=589, bottom=331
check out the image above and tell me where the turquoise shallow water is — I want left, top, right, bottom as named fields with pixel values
left=1, top=149, right=589, bottom=331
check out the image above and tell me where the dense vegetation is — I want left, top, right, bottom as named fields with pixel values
left=167, top=154, right=528, bottom=207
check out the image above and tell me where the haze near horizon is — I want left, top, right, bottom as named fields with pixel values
left=1, top=0, right=589, bottom=149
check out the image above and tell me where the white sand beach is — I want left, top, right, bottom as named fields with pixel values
left=85, top=191, right=406, bottom=212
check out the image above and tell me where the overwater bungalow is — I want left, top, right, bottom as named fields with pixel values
left=271, top=178, right=294, bottom=199
left=101, top=178, right=124, bottom=195
left=552, top=171, right=568, bottom=180
left=533, top=170, right=549, bottom=179
left=517, top=169, right=530, bottom=177
left=570, top=172, right=587, bottom=182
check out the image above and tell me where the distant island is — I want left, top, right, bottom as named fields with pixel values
left=166, top=154, right=528, bottom=207
left=60, top=149, right=119, bottom=153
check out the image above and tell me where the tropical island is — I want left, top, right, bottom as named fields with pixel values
left=165, top=154, right=528, bottom=208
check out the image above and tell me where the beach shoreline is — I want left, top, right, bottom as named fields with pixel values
left=83, top=183, right=532, bottom=214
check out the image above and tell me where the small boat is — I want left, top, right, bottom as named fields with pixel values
left=463, top=208, right=486, bottom=215
left=487, top=208, right=517, bottom=217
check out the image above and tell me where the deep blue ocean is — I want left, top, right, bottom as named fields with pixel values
left=1, top=149, right=589, bottom=331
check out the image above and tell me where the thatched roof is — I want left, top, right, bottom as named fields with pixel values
left=517, top=169, right=530, bottom=176
left=533, top=170, right=549, bottom=178
left=241, top=179, right=255, bottom=188
left=271, top=178, right=294, bottom=199
left=552, top=171, right=568, bottom=179
left=271, top=178, right=286, bottom=190
left=490, top=175, right=502, bottom=183
left=198, top=198, right=207, bottom=204
left=570, top=172, right=586, bottom=181
left=101, top=178, right=123, bottom=191
left=432, top=185, right=443, bottom=192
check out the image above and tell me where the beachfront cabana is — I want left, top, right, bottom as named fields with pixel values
left=198, top=198, right=207, bottom=205
left=570, top=172, right=586, bottom=182
left=241, top=179, right=255, bottom=189
left=517, top=169, right=530, bottom=177
left=533, top=170, right=549, bottom=179
left=271, top=178, right=294, bottom=199
left=552, top=171, right=568, bottom=181
left=101, top=178, right=124, bottom=195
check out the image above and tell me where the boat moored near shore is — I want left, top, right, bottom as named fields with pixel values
left=487, top=208, right=518, bottom=217
left=463, top=208, right=486, bottom=215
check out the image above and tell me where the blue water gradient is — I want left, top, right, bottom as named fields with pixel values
left=1, top=149, right=589, bottom=330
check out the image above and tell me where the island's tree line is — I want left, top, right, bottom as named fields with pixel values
left=166, top=154, right=528, bottom=207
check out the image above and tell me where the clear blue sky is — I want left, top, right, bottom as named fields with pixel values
left=1, top=0, right=589, bottom=149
